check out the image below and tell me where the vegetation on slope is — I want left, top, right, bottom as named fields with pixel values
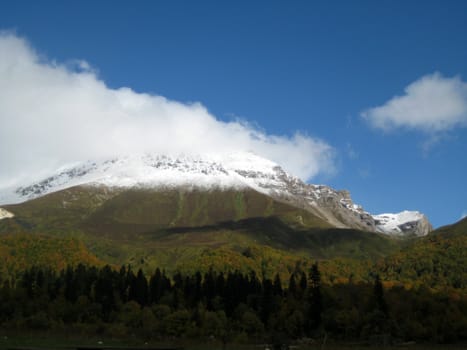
left=0, top=234, right=103, bottom=276
left=0, top=194, right=466, bottom=345
left=0, top=186, right=400, bottom=277
left=431, top=216, right=467, bottom=238
left=375, top=217, right=467, bottom=292
left=2, top=187, right=330, bottom=236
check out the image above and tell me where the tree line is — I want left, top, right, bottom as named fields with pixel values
left=0, top=263, right=466, bottom=345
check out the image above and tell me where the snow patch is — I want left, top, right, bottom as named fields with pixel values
left=0, top=208, right=14, bottom=220
left=373, top=210, right=425, bottom=235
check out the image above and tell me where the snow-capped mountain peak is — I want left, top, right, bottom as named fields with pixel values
left=373, top=211, right=432, bottom=237
left=1, top=152, right=287, bottom=204
left=0, top=152, right=432, bottom=237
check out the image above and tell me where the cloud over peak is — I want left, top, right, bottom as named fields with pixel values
left=362, top=72, right=467, bottom=132
left=0, top=33, right=335, bottom=188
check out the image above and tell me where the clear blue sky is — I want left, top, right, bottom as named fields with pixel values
left=1, top=0, right=466, bottom=228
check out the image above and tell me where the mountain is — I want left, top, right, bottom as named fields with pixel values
left=0, top=153, right=463, bottom=345
left=0, top=152, right=432, bottom=237
left=373, top=211, right=432, bottom=237
left=0, top=186, right=401, bottom=276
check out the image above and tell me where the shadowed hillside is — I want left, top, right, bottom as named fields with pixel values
left=0, top=186, right=403, bottom=277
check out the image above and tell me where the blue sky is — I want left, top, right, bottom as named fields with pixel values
left=0, top=0, right=466, bottom=227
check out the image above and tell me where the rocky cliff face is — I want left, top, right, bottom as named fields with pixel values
left=260, top=169, right=376, bottom=231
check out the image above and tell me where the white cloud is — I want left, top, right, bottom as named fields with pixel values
left=0, top=33, right=335, bottom=188
left=362, top=73, right=467, bottom=132
left=461, top=211, right=467, bottom=220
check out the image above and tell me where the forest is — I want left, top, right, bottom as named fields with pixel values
left=1, top=262, right=466, bottom=347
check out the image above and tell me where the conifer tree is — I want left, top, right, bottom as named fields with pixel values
left=374, top=274, right=388, bottom=316
left=308, top=263, right=322, bottom=331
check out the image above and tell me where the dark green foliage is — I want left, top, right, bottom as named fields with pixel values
left=1, top=263, right=466, bottom=344
left=130, top=269, right=149, bottom=306
left=373, top=274, right=388, bottom=316
left=1, top=186, right=467, bottom=344
left=307, top=263, right=322, bottom=332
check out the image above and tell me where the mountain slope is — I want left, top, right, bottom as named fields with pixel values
left=0, top=152, right=432, bottom=236
left=430, top=216, right=467, bottom=238
left=0, top=183, right=403, bottom=276
left=0, top=234, right=103, bottom=274
left=375, top=216, right=467, bottom=291
left=0, top=186, right=330, bottom=235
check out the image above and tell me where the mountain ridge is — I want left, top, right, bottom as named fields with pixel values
left=0, top=152, right=432, bottom=236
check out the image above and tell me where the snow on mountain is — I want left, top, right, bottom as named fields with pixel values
left=0, top=152, right=432, bottom=236
left=0, top=153, right=286, bottom=204
left=0, top=208, right=14, bottom=220
left=373, top=211, right=432, bottom=237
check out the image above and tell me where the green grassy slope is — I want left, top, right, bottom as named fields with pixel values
left=1, top=186, right=330, bottom=235
left=80, top=188, right=331, bottom=237
left=0, top=185, right=406, bottom=277
left=83, top=217, right=400, bottom=275
left=1, top=186, right=118, bottom=233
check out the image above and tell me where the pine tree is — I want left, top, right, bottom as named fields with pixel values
left=130, top=269, right=148, bottom=307
left=374, top=274, right=388, bottom=316
left=288, top=273, right=297, bottom=298
left=307, top=263, right=322, bottom=331
left=149, top=268, right=163, bottom=304
left=273, top=273, right=283, bottom=297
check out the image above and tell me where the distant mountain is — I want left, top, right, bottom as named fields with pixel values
left=373, top=211, right=432, bottom=237
left=0, top=152, right=432, bottom=237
